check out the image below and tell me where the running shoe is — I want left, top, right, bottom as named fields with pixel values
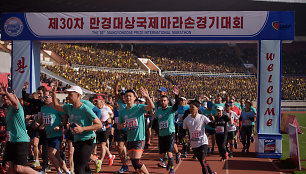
left=229, top=152, right=234, bottom=158
left=31, top=161, right=41, bottom=168
left=44, top=166, right=51, bottom=172
left=181, top=152, right=187, bottom=158
left=169, top=169, right=175, bottom=174
left=96, top=160, right=102, bottom=173
left=192, top=154, right=197, bottom=159
left=158, top=162, right=167, bottom=168
left=220, top=157, right=227, bottom=162
left=117, top=165, right=129, bottom=173
left=108, top=155, right=115, bottom=166
left=175, top=152, right=181, bottom=164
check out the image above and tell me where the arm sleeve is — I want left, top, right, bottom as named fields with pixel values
left=92, top=106, right=101, bottom=119
left=22, top=90, right=30, bottom=102
left=182, top=109, right=190, bottom=120
left=172, top=95, right=180, bottom=111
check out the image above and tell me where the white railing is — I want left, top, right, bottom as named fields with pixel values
left=71, top=65, right=147, bottom=74
left=162, top=71, right=255, bottom=77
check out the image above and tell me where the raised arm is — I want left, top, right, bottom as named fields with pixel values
left=0, top=83, right=19, bottom=110
left=172, top=86, right=180, bottom=111
left=51, top=82, right=64, bottom=112
left=141, top=87, right=155, bottom=111
left=21, top=81, right=30, bottom=101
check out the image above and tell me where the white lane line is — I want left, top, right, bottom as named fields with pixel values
left=174, top=158, right=183, bottom=172
left=225, top=159, right=229, bottom=174
left=268, top=158, right=284, bottom=174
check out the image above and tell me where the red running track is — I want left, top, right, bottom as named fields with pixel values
left=31, top=134, right=282, bottom=174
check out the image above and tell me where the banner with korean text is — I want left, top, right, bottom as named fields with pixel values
left=12, top=40, right=31, bottom=98
left=1, top=11, right=294, bottom=41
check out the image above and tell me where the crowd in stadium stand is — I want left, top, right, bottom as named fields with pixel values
left=44, top=65, right=172, bottom=97
left=43, top=43, right=139, bottom=69
left=239, top=42, right=306, bottom=75
left=40, top=42, right=306, bottom=100
left=134, top=44, right=246, bottom=73
left=281, top=76, right=306, bottom=100
left=43, top=64, right=306, bottom=100
left=165, top=75, right=257, bottom=100
left=40, top=73, right=70, bottom=92
left=43, top=43, right=247, bottom=73
left=282, top=42, right=306, bottom=75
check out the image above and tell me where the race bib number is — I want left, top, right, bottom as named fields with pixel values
left=190, top=130, right=203, bottom=141
left=126, top=117, right=138, bottom=130
left=215, top=126, right=225, bottom=133
left=34, top=113, right=41, bottom=121
left=159, top=120, right=168, bottom=129
left=114, top=117, right=119, bottom=124
left=43, top=116, right=53, bottom=126
left=242, top=120, right=251, bottom=126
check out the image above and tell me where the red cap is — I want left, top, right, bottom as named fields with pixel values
left=93, top=95, right=104, bottom=101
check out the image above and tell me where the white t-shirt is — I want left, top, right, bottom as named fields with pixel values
left=183, top=114, right=210, bottom=148
left=224, top=110, right=239, bottom=132
left=100, top=105, right=113, bottom=122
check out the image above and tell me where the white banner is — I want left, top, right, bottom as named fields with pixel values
left=12, top=40, right=31, bottom=98
left=288, top=124, right=301, bottom=170
left=258, top=40, right=281, bottom=134
left=25, top=12, right=268, bottom=37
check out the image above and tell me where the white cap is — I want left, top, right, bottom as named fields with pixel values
left=203, top=102, right=207, bottom=108
left=217, top=106, right=224, bottom=111
left=180, top=97, right=187, bottom=100
left=66, top=86, right=83, bottom=95
left=139, top=98, right=146, bottom=102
